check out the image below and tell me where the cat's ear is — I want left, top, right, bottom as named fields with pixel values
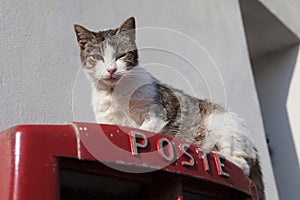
left=74, top=24, right=95, bottom=50
left=116, top=17, right=136, bottom=40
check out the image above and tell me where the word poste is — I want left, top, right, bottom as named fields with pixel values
left=129, top=131, right=230, bottom=178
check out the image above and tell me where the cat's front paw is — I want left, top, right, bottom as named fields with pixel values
left=139, top=118, right=168, bottom=133
left=227, top=156, right=250, bottom=176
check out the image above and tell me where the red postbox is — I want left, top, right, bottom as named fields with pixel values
left=0, top=122, right=258, bottom=200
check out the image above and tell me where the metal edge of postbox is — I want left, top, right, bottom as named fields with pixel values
left=0, top=123, right=258, bottom=200
left=71, top=122, right=258, bottom=199
left=0, top=124, right=77, bottom=200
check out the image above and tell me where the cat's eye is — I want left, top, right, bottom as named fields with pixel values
left=91, top=54, right=104, bottom=61
left=115, top=53, right=127, bottom=60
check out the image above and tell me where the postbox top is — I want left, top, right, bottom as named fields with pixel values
left=0, top=122, right=258, bottom=199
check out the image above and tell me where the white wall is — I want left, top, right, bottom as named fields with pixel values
left=0, top=0, right=277, bottom=199
left=242, top=0, right=300, bottom=199
left=287, top=50, right=300, bottom=167
left=259, top=0, right=300, bottom=171
left=253, top=45, right=300, bottom=200
left=259, top=0, right=300, bottom=38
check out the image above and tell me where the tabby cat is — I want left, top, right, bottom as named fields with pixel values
left=74, top=17, right=265, bottom=200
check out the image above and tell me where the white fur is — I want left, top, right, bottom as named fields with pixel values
left=100, top=45, right=128, bottom=77
left=139, top=104, right=169, bottom=133
left=84, top=45, right=129, bottom=88
left=91, top=65, right=167, bottom=132
left=203, top=110, right=256, bottom=175
left=85, top=45, right=169, bottom=132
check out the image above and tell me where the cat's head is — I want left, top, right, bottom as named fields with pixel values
left=74, top=17, right=138, bottom=88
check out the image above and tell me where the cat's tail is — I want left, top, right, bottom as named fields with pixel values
left=248, top=155, right=265, bottom=200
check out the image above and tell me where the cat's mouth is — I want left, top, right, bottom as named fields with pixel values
left=103, top=74, right=121, bottom=82
left=104, top=77, right=117, bottom=82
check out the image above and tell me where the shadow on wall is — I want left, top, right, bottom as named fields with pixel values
left=253, top=45, right=300, bottom=199
left=240, top=0, right=300, bottom=199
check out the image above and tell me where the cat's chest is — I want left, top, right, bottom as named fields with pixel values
left=92, top=90, right=149, bottom=127
left=92, top=91, right=119, bottom=123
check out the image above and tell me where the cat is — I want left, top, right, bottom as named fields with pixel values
left=74, top=17, right=265, bottom=200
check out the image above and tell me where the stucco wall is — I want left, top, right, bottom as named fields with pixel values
left=242, top=0, right=300, bottom=199
left=287, top=50, right=300, bottom=167
left=253, top=45, right=300, bottom=200
left=0, top=0, right=278, bottom=199
left=259, top=0, right=300, bottom=38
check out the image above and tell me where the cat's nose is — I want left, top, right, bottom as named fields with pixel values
left=107, top=68, right=117, bottom=75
